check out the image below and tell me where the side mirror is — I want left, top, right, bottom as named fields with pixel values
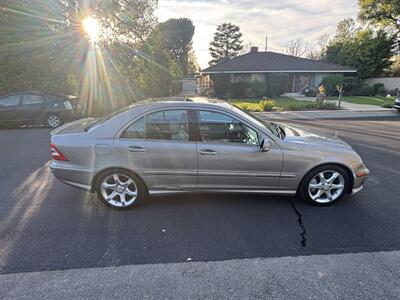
left=260, top=139, right=271, bottom=152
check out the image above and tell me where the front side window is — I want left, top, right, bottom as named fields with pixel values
left=22, top=94, right=44, bottom=105
left=197, top=110, right=259, bottom=145
left=121, top=110, right=189, bottom=141
left=0, top=95, right=20, bottom=107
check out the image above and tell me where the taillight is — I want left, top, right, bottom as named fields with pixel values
left=50, top=143, right=69, bottom=161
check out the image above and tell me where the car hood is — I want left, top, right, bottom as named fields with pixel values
left=281, top=123, right=352, bottom=149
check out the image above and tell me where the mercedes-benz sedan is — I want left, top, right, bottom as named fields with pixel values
left=50, top=98, right=369, bottom=209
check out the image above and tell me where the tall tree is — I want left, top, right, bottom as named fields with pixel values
left=284, top=38, right=309, bottom=57
left=334, top=18, right=357, bottom=42
left=324, top=28, right=395, bottom=78
left=209, top=22, right=243, bottom=66
left=160, top=18, right=195, bottom=76
left=358, top=0, right=400, bottom=51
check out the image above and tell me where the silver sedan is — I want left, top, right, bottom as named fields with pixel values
left=50, top=98, right=369, bottom=209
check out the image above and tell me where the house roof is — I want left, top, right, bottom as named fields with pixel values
left=201, top=51, right=357, bottom=74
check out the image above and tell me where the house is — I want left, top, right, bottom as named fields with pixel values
left=198, top=47, right=357, bottom=94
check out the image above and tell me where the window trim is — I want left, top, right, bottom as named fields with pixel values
left=118, top=108, right=196, bottom=143
left=193, top=108, right=261, bottom=146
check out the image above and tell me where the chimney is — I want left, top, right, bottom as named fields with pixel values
left=250, top=46, right=258, bottom=53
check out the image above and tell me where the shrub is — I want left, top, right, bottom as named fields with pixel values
left=243, top=88, right=255, bottom=99
left=265, top=73, right=289, bottom=97
left=382, top=100, right=394, bottom=108
left=373, top=83, right=386, bottom=96
left=236, top=103, right=251, bottom=111
left=249, top=80, right=266, bottom=98
left=231, top=81, right=249, bottom=99
left=388, top=88, right=399, bottom=97
left=323, top=101, right=338, bottom=110
left=321, top=74, right=344, bottom=96
left=359, top=86, right=375, bottom=96
left=210, top=74, right=231, bottom=98
left=259, top=99, right=275, bottom=111
left=315, top=98, right=325, bottom=109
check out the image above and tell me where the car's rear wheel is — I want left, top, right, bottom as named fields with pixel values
left=95, top=169, right=147, bottom=210
left=47, top=114, right=61, bottom=128
left=299, top=165, right=350, bottom=206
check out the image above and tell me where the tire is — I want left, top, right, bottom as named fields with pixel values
left=47, top=114, right=61, bottom=128
left=299, top=164, right=350, bottom=206
left=397, top=109, right=400, bottom=113
left=95, top=169, right=147, bottom=210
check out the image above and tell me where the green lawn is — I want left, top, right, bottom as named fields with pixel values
left=327, top=96, right=395, bottom=107
left=229, top=97, right=318, bottom=112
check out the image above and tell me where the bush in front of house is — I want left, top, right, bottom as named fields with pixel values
left=359, top=86, right=375, bottom=96
left=232, top=81, right=249, bottom=98
left=259, top=99, right=275, bottom=111
left=249, top=80, right=266, bottom=98
left=265, top=73, right=289, bottom=97
left=321, top=74, right=344, bottom=96
left=210, top=74, right=231, bottom=98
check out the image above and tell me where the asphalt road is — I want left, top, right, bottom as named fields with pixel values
left=0, top=118, right=399, bottom=274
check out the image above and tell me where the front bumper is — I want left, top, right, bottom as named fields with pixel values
left=351, top=164, right=370, bottom=194
left=393, top=101, right=400, bottom=109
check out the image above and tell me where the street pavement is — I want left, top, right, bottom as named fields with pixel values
left=0, top=117, right=399, bottom=298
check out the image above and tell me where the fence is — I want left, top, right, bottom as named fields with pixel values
left=363, top=77, right=400, bottom=90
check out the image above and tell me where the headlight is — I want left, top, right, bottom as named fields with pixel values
left=353, top=163, right=370, bottom=178
left=63, top=101, right=73, bottom=110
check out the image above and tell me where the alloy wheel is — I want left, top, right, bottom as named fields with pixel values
left=47, top=115, right=60, bottom=128
left=100, top=174, right=138, bottom=208
left=308, top=170, right=345, bottom=204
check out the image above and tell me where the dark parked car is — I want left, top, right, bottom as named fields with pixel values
left=0, top=92, right=81, bottom=128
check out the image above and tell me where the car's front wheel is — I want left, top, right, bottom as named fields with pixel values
left=95, top=169, right=147, bottom=210
left=47, top=114, right=61, bottom=128
left=299, top=165, right=350, bottom=206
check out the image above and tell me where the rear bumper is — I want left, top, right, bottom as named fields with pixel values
left=50, top=163, right=94, bottom=192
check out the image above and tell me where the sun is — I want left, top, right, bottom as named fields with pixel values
left=82, top=17, right=99, bottom=42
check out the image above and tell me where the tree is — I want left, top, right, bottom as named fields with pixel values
left=358, top=0, right=400, bottom=51
left=324, top=28, right=395, bottom=79
left=307, top=34, right=330, bottom=60
left=284, top=38, right=309, bottom=57
left=0, top=0, right=182, bottom=116
left=160, top=18, right=195, bottom=76
left=209, top=22, right=243, bottom=65
left=334, top=18, right=357, bottom=42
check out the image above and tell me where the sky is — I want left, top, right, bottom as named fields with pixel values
left=156, top=0, right=359, bottom=69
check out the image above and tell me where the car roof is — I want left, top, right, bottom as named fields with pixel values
left=132, top=96, right=233, bottom=109
left=0, top=92, right=78, bottom=100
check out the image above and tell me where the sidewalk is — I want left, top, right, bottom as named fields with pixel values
left=1, top=250, right=399, bottom=299
left=284, top=93, right=392, bottom=111
left=254, top=109, right=399, bottom=120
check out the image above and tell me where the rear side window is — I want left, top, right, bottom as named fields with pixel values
left=121, top=110, right=189, bottom=141
left=0, top=95, right=20, bottom=107
left=22, top=94, right=45, bottom=105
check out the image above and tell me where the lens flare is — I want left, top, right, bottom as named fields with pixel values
left=82, top=17, right=99, bottom=42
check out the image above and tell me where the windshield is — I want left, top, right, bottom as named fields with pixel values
left=232, top=104, right=283, bottom=138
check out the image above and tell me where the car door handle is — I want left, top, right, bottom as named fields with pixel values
left=128, top=146, right=146, bottom=153
left=199, top=149, right=217, bottom=155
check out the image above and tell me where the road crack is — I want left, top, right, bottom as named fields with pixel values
left=288, top=200, right=307, bottom=247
